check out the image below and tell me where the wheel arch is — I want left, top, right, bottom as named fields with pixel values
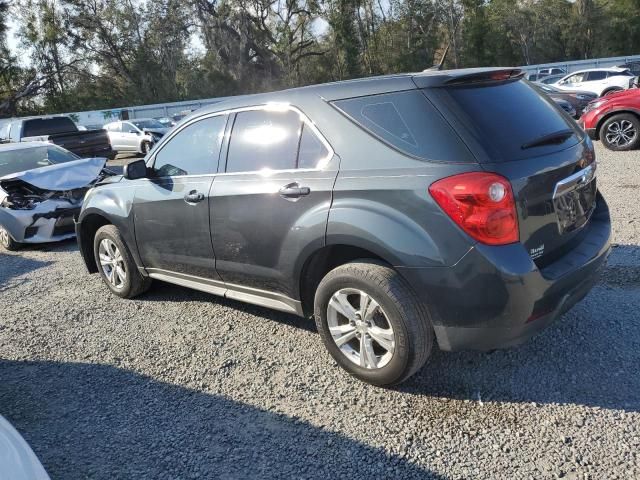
left=77, top=210, right=112, bottom=273
left=596, top=109, right=640, bottom=140
left=298, top=244, right=392, bottom=317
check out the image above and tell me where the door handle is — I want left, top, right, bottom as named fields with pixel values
left=279, top=183, right=311, bottom=199
left=184, top=190, right=205, bottom=204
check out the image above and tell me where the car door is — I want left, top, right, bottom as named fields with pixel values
left=584, top=71, right=609, bottom=94
left=133, top=114, right=228, bottom=281
left=210, top=106, right=338, bottom=304
left=121, top=122, right=141, bottom=151
left=105, top=122, right=122, bottom=150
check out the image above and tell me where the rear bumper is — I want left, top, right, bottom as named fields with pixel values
left=585, top=127, right=598, bottom=140
left=398, top=194, right=611, bottom=351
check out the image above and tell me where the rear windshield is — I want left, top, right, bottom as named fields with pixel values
left=0, top=145, right=79, bottom=177
left=428, top=79, right=582, bottom=162
left=23, top=117, right=77, bottom=137
left=332, top=90, right=474, bottom=163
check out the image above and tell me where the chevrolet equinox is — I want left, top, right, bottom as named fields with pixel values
left=76, top=68, right=611, bottom=386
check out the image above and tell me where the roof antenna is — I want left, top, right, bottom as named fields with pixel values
left=425, top=16, right=462, bottom=71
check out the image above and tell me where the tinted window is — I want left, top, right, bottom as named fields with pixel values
left=22, top=117, right=77, bottom=137
left=298, top=124, right=330, bottom=169
left=586, top=71, right=607, bottom=81
left=0, top=146, right=79, bottom=177
left=154, top=115, right=226, bottom=177
left=333, top=90, right=473, bottom=162
left=226, top=110, right=302, bottom=173
left=132, top=119, right=165, bottom=129
left=433, top=79, right=580, bottom=163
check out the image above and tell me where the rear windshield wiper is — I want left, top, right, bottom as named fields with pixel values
left=521, top=129, right=574, bottom=150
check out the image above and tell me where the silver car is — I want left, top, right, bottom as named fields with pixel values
left=104, top=118, right=169, bottom=155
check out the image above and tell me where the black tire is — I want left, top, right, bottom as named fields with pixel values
left=93, top=224, right=151, bottom=298
left=314, top=260, right=433, bottom=386
left=0, top=226, right=20, bottom=251
left=600, top=113, right=640, bottom=151
left=602, top=88, right=622, bottom=97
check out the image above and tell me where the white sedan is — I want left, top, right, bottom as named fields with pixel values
left=552, top=67, right=636, bottom=97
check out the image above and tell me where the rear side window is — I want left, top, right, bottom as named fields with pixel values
left=431, top=79, right=581, bottom=163
left=22, top=117, right=77, bottom=137
left=298, top=124, right=330, bottom=169
left=226, top=109, right=302, bottom=173
left=333, top=90, right=473, bottom=162
left=586, top=71, right=607, bottom=81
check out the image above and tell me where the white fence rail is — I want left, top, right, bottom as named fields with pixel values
left=520, top=54, right=640, bottom=74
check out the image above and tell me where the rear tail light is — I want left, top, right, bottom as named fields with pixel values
left=429, top=172, right=519, bottom=245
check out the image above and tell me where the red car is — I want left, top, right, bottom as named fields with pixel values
left=581, top=88, right=640, bottom=151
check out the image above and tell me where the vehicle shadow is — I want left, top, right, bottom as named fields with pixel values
left=0, top=252, right=52, bottom=288
left=142, top=279, right=317, bottom=333
left=401, top=243, right=640, bottom=413
left=0, top=359, right=442, bottom=480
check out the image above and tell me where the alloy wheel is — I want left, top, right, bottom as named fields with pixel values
left=98, top=238, right=127, bottom=289
left=326, top=288, right=395, bottom=369
left=605, top=120, right=637, bottom=147
left=0, top=227, right=10, bottom=248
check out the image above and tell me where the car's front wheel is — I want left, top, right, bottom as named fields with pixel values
left=600, top=113, right=640, bottom=151
left=314, top=260, right=433, bottom=386
left=0, top=226, right=20, bottom=251
left=93, top=225, right=151, bottom=298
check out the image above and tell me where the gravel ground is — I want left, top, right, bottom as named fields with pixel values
left=1, top=143, right=639, bottom=479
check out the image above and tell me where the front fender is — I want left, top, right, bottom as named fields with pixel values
left=77, top=182, right=142, bottom=270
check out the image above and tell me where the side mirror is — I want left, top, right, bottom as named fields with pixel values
left=123, top=159, right=148, bottom=180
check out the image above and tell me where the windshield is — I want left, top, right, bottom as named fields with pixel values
left=132, top=119, right=165, bottom=129
left=0, top=145, right=79, bottom=177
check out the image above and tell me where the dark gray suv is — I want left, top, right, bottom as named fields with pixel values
left=76, top=68, right=611, bottom=386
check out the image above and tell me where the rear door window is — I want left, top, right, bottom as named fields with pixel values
left=226, top=109, right=302, bottom=173
left=332, top=90, right=474, bottom=162
left=586, top=71, right=607, bottom=81
left=427, top=79, right=582, bottom=163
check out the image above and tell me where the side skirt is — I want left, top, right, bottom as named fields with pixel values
left=145, top=268, right=304, bottom=316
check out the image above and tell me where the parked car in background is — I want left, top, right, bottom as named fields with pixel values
left=156, top=117, right=174, bottom=128
left=1, top=116, right=114, bottom=159
left=552, top=97, right=577, bottom=118
left=528, top=68, right=566, bottom=82
left=104, top=118, right=168, bottom=155
left=581, top=88, right=640, bottom=151
left=617, top=62, right=640, bottom=77
left=534, top=83, right=598, bottom=118
left=0, top=415, right=50, bottom=480
left=76, top=68, right=610, bottom=386
left=0, top=142, right=114, bottom=250
left=554, top=68, right=636, bottom=97
left=539, top=74, right=566, bottom=85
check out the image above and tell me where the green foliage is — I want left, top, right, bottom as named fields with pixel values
left=0, top=0, right=639, bottom=117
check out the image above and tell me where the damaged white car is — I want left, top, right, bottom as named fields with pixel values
left=0, top=142, right=114, bottom=250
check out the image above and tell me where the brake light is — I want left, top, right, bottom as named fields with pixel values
left=429, top=172, right=519, bottom=245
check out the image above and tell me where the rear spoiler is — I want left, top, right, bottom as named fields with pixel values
left=413, top=68, right=525, bottom=88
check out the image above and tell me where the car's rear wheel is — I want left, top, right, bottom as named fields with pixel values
left=93, top=225, right=151, bottom=298
left=0, top=226, right=20, bottom=251
left=600, top=113, right=640, bottom=151
left=314, top=260, right=433, bottom=386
